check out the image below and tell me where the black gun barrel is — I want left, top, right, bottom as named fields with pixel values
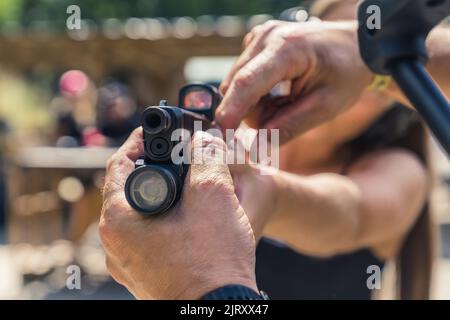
left=142, top=108, right=172, bottom=134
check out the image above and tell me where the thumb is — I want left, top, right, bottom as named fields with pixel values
left=185, top=131, right=236, bottom=200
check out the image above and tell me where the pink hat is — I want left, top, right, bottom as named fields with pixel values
left=59, top=70, right=89, bottom=97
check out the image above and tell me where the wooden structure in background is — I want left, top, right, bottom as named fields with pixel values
left=0, top=35, right=243, bottom=103
left=0, top=15, right=269, bottom=103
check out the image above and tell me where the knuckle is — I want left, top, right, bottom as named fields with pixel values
left=281, top=45, right=297, bottom=70
left=191, top=173, right=233, bottom=195
left=101, top=181, right=121, bottom=203
left=202, top=136, right=226, bottom=152
left=191, top=137, right=227, bottom=165
left=273, top=33, right=296, bottom=53
left=248, top=20, right=280, bottom=41
left=192, top=133, right=213, bottom=154
left=261, top=20, right=279, bottom=31
left=106, top=153, right=129, bottom=174
left=234, top=69, right=255, bottom=89
left=242, top=35, right=252, bottom=48
left=273, top=44, right=290, bottom=63
left=276, top=35, right=294, bottom=51
left=250, top=24, right=264, bottom=35
left=106, top=155, right=116, bottom=173
left=211, top=136, right=227, bottom=150
left=114, top=156, right=129, bottom=170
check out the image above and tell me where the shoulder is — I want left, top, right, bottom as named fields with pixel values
left=348, top=148, right=428, bottom=183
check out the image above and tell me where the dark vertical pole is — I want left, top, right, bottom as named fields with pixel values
left=390, top=59, right=450, bottom=154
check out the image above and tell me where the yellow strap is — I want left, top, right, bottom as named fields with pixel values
left=367, top=74, right=393, bottom=92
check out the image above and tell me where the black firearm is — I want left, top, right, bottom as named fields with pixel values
left=125, top=83, right=222, bottom=215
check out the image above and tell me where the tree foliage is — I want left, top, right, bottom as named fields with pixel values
left=1, top=0, right=307, bottom=27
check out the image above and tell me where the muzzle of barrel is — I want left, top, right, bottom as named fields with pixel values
left=142, top=108, right=172, bottom=134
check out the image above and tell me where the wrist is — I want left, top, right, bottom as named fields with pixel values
left=201, top=284, right=267, bottom=300
left=267, top=171, right=282, bottom=216
left=269, top=171, right=286, bottom=217
left=174, top=274, right=258, bottom=300
left=319, top=21, right=373, bottom=91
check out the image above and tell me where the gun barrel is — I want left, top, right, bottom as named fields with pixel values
left=142, top=108, right=172, bottom=134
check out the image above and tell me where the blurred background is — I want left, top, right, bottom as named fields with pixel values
left=0, top=0, right=448, bottom=299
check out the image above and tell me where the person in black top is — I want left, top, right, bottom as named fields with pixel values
left=230, top=0, right=434, bottom=300
left=252, top=104, right=431, bottom=299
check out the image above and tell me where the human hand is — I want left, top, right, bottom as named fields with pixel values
left=99, top=129, right=257, bottom=299
left=216, top=20, right=372, bottom=143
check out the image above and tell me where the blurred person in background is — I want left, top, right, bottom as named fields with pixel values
left=52, top=69, right=103, bottom=148
left=228, top=0, right=436, bottom=299
left=67, top=80, right=139, bottom=242
left=96, top=81, right=140, bottom=147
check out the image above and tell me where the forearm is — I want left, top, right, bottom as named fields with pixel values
left=265, top=171, right=363, bottom=257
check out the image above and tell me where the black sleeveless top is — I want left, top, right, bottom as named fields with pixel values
left=255, top=105, right=424, bottom=300
left=256, top=238, right=384, bottom=299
